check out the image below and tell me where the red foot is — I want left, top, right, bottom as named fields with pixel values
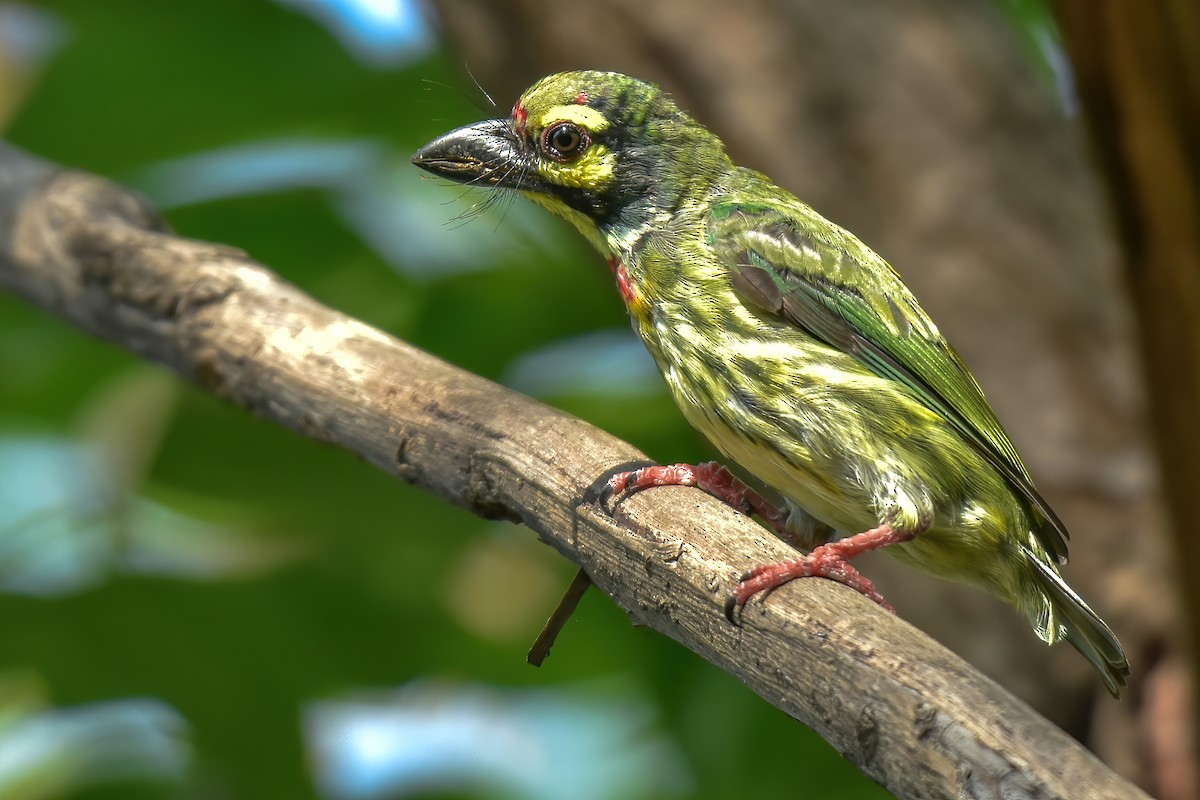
left=605, top=461, right=790, bottom=537
left=725, top=522, right=917, bottom=623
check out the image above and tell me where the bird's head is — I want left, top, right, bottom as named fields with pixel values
left=413, top=70, right=731, bottom=250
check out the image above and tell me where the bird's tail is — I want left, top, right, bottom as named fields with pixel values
left=1023, top=545, right=1130, bottom=697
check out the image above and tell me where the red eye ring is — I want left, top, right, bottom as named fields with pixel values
left=540, top=122, right=590, bottom=161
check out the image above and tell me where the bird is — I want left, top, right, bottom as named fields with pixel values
left=412, top=70, right=1130, bottom=696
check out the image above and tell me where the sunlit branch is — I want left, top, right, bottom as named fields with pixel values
left=0, top=141, right=1149, bottom=800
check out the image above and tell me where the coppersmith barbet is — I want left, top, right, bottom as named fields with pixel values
left=413, top=70, right=1130, bottom=696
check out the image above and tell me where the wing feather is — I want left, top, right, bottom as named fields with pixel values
left=711, top=200, right=1069, bottom=562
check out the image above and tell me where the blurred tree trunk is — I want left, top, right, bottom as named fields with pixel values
left=1052, top=2, right=1200, bottom=797
left=429, top=0, right=1181, bottom=792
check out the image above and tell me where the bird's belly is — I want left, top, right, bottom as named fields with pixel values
left=683, top=400, right=871, bottom=531
left=690, top=398, right=1020, bottom=588
left=648, top=322, right=1003, bottom=530
left=655, top=347, right=882, bottom=533
left=644, top=320, right=1032, bottom=600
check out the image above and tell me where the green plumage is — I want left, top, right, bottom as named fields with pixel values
left=413, top=70, right=1129, bottom=696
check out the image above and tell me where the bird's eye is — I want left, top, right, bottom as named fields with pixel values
left=541, top=122, right=589, bottom=161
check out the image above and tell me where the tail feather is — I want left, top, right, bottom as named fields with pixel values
left=1023, top=546, right=1130, bottom=698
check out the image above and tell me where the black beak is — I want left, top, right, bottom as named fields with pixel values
left=411, top=118, right=528, bottom=187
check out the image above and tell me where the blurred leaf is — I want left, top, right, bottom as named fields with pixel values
left=0, top=437, right=111, bottom=596
left=0, top=672, right=189, bottom=800
left=133, top=136, right=573, bottom=280
left=443, top=524, right=573, bottom=645
left=0, top=3, right=64, bottom=130
left=502, top=329, right=660, bottom=399
left=305, top=679, right=692, bottom=800
left=74, top=367, right=177, bottom=500
left=995, top=0, right=1077, bottom=113
left=276, top=0, right=436, bottom=68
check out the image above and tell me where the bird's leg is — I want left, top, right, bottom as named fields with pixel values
left=605, top=461, right=792, bottom=538
left=605, top=462, right=915, bottom=621
left=725, top=522, right=918, bottom=622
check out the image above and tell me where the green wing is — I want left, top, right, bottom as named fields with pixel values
left=710, top=199, right=1069, bottom=562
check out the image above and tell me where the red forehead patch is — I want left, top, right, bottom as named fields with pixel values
left=573, top=91, right=589, bottom=105
left=512, top=101, right=528, bottom=134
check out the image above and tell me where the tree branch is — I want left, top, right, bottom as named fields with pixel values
left=0, top=141, right=1149, bottom=800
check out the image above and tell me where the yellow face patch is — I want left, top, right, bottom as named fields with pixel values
left=538, top=143, right=615, bottom=190
left=537, top=104, right=610, bottom=132
left=520, top=191, right=610, bottom=255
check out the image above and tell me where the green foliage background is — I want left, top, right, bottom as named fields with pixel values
left=0, top=1, right=890, bottom=798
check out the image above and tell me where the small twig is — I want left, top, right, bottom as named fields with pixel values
left=527, top=568, right=593, bottom=666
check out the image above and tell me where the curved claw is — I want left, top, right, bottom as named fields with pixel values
left=722, top=533, right=906, bottom=625
left=597, top=473, right=628, bottom=513
left=723, top=593, right=743, bottom=626
left=724, top=566, right=782, bottom=625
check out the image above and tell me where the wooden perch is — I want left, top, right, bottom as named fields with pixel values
left=0, top=142, right=1150, bottom=800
